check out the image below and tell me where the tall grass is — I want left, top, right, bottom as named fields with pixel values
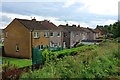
left=20, top=42, right=120, bottom=79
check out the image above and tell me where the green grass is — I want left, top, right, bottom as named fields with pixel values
left=20, top=42, right=120, bottom=79
left=2, top=57, right=32, bottom=68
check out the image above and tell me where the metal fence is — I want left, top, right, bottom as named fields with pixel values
left=32, top=47, right=43, bottom=65
left=47, top=46, right=64, bottom=52
left=32, top=46, right=64, bottom=65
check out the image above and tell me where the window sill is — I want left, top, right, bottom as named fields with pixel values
left=34, top=37, right=40, bottom=39
left=16, top=50, right=19, bottom=52
left=44, top=36, right=49, bottom=38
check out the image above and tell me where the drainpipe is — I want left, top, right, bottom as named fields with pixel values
left=30, top=29, right=34, bottom=59
left=31, top=29, right=34, bottom=70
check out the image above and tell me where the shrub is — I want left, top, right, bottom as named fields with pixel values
left=20, top=42, right=119, bottom=79
left=76, top=43, right=84, bottom=47
left=115, top=37, right=120, bottom=43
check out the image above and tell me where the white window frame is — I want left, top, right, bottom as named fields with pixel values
left=44, top=32, right=48, bottom=37
left=57, top=32, right=61, bottom=37
left=50, top=42, right=52, bottom=47
left=50, top=32, right=54, bottom=37
left=39, top=45, right=44, bottom=50
left=16, top=44, right=19, bottom=52
left=63, top=42, right=66, bottom=48
left=50, top=41, right=54, bottom=47
left=34, top=32, right=39, bottom=38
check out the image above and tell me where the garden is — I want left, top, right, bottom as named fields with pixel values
left=2, top=40, right=120, bottom=79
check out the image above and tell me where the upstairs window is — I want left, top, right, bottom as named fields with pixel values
left=34, top=32, right=39, bottom=38
left=76, top=33, right=79, bottom=37
left=57, top=32, right=61, bottom=37
left=44, top=32, right=48, bottom=37
left=50, top=32, right=54, bottom=37
left=63, top=33, right=67, bottom=37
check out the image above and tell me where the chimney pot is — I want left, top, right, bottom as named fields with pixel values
left=72, top=24, right=76, bottom=27
left=78, top=25, right=80, bottom=27
left=66, top=24, right=68, bottom=26
left=32, top=17, right=36, bottom=21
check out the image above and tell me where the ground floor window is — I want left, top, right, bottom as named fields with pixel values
left=50, top=41, right=54, bottom=47
left=50, top=32, right=54, bottom=37
left=63, top=42, right=66, bottom=48
left=39, top=45, right=44, bottom=50
left=16, top=44, right=19, bottom=52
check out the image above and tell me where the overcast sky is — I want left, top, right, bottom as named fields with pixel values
left=0, top=0, right=119, bottom=29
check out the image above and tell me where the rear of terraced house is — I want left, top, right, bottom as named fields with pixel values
left=4, top=18, right=63, bottom=59
left=4, top=18, right=99, bottom=59
left=59, top=24, right=98, bottom=48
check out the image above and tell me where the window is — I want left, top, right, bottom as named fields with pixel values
left=54, top=43, right=57, bottom=46
left=16, top=44, right=19, bottom=52
left=50, top=32, right=54, bottom=37
left=76, top=33, right=79, bottom=36
left=34, top=32, right=39, bottom=38
left=50, top=41, right=54, bottom=47
left=63, top=42, right=66, bottom=48
left=57, top=32, right=61, bottom=37
left=5, top=32, right=8, bottom=38
left=39, top=45, right=44, bottom=50
left=44, top=32, right=48, bottom=37
left=63, top=33, right=67, bottom=37
left=50, top=42, right=52, bottom=47
left=58, top=42, right=61, bottom=47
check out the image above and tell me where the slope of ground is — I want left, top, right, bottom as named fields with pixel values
left=20, top=41, right=119, bottom=79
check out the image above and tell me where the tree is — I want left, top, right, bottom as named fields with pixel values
left=96, top=21, right=120, bottom=38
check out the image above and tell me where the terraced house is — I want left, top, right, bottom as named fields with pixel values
left=4, top=18, right=62, bottom=59
left=59, top=24, right=98, bottom=48
left=59, top=24, right=88, bottom=48
left=94, top=26, right=107, bottom=38
left=80, top=27, right=98, bottom=40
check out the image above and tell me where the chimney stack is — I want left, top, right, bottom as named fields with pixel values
left=32, top=17, right=36, bottom=21
left=44, top=20, right=50, bottom=23
left=66, top=24, right=68, bottom=26
left=72, top=24, right=76, bottom=27
left=78, top=25, right=80, bottom=27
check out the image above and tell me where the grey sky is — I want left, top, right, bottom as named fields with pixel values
left=0, top=0, right=119, bottom=29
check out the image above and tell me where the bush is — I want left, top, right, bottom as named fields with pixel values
left=41, top=45, right=95, bottom=63
left=76, top=43, right=84, bottom=47
left=115, top=37, right=120, bottom=43
left=20, top=43, right=119, bottom=79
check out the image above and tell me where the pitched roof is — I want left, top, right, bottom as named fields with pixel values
left=59, top=24, right=83, bottom=32
left=16, top=18, right=61, bottom=31
left=95, top=27, right=107, bottom=34
left=79, top=27, right=91, bottom=33
left=87, top=27, right=97, bottom=33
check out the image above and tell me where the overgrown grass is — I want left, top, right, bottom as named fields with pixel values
left=20, top=42, right=120, bottom=79
left=42, top=45, right=97, bottom=63
left=2, top=57, right=32, bottom=68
